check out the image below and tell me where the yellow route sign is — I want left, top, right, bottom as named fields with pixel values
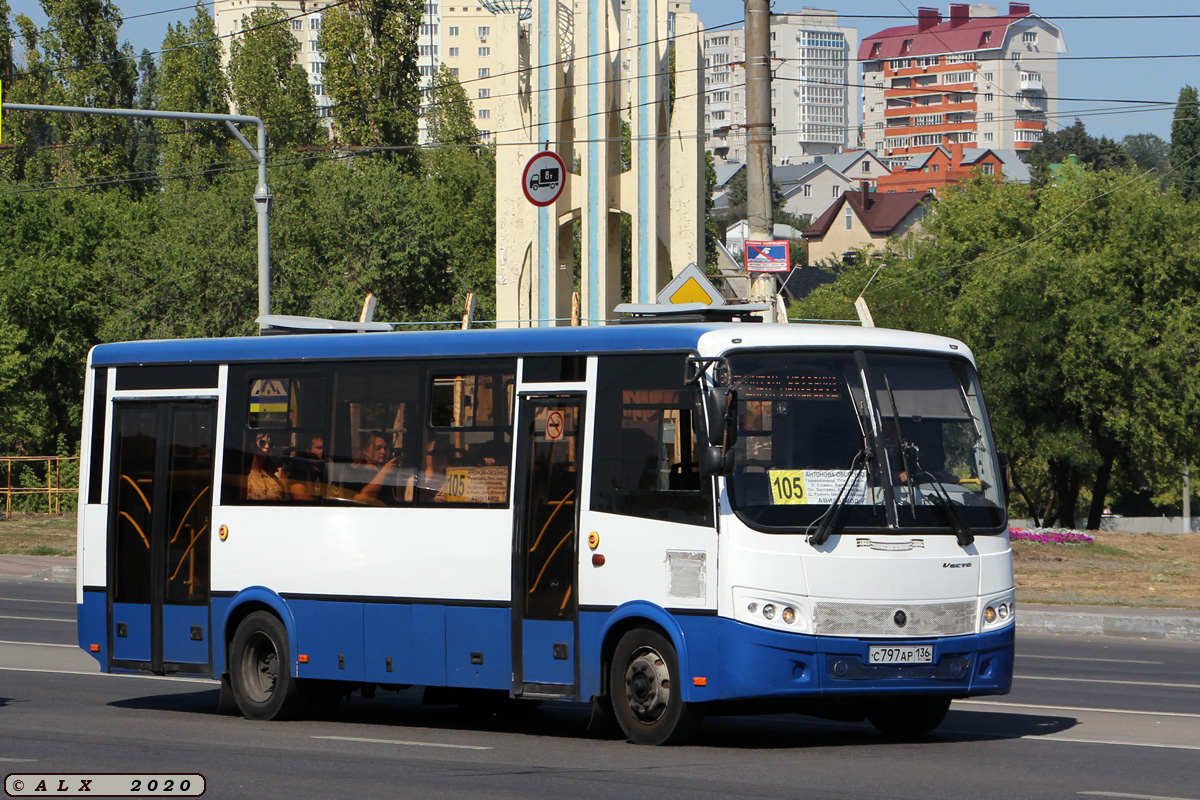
left=656, top=262, right=724, bottom=306
left=768, top=470, right=808, bottom=505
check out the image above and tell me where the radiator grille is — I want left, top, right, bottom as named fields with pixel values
left=813, top=599, right=976, bottom=637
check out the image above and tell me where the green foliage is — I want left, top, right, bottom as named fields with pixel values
left=159, top=2, right=230, bottom=181
left=419, top=67, right=497, bottom=320
left=1169, top=85, right=1200, bottom=201
left=792, top=170, right=1200, bottom=527
left=130, top=49, right=161, bottom=190
left=228, top=6, right=319, bottom=149
left=1122, top=132, right=1169, bottom=191
left=1027, top=119, right=1131, bottom=186
left=704, top=151, right=720, bottom=271
left=318, top=0, right=422, bottom=164
left=37, top=0, right=139, bottom=182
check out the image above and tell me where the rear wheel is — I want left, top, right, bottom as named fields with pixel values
left=609, top=629, right=701, bottom=745
left=229, top=611, right=308, bottom=721
left=866, top=696, right=952, bottom=737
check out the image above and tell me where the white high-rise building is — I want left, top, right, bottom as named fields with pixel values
left=703, top=9, right=856, bottom=166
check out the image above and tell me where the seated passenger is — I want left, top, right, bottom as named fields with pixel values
left=285, top=434, right=325, bottom=502
left=339, top=431, right=404, bottom=505
left=246, top=432, right=285, bottom=501
left=417, top=438, right=449, bottom=503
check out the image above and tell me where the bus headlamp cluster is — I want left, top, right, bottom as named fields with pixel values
left=983, top=602, right=1012, bottom=623
left=981, top=594, right=1015, bottom=630
left=745, top=600, right=799, bottom=627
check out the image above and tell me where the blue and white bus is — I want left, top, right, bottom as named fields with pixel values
left=76, top=318, right=1014, bottom=744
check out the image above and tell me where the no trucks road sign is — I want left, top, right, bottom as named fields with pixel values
left=522, top=150, right=567, bottom=207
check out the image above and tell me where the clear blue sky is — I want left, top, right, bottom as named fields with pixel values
left=12, top=0, right=1199, bottom=142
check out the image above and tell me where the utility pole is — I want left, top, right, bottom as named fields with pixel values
left=2, top=103, right=273, bottom=331
left=745, top=0, right=776, bottom=321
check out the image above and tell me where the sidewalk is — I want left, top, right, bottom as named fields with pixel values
left=2, top=555, right=1198, bottom=642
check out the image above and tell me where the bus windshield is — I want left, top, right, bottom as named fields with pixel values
left=726, top=350, right=1005, bottom=535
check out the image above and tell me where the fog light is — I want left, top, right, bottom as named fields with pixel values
left=762, top=604, right=776, bottom=620
left=782, top=606, right=796, bottom=625
left=747, top=603, right=758, bottom=614
left=984, top=606, right=997, bottom=623
left=998, top=604, right=1009, bottom=620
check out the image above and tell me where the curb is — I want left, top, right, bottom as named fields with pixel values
left=1017, top=608, right=1200, bottom=642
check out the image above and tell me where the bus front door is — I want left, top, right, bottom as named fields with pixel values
left=512, top=396, right=583, bottom=698
left=108, top=402, right=216, bottom=675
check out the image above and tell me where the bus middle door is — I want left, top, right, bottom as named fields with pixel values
left=512, top=396, right=583, bottom=698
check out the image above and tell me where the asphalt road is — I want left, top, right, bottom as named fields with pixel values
left=2, top=580, right=1198, bottom=800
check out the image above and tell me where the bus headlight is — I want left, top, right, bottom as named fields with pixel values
left=762, top=604, right=776, bottom=620
left=782, top=607, right=796, bottom=625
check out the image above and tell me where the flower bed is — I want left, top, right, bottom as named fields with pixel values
left=1008, top=526, right=1094, bottom=545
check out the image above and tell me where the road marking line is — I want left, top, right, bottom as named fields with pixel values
left=1080, top=792, right=1199, bottom=800
left=1019, top=654, right=1162, bottom=665
left=0, top=758, right=37, bottom=763
left=313, top=735, right=492, bottom=751
left=0, top=597, right=73, bottom=605
left=0, top=615, right=73, bottom=624
left=958, top=700, right=1200, bottom=719
left=0, top=640, right=78, bottom=648
left=1028, top=736, right=1200, bottom=751
left=0, top=666, right=215, bottom=684
left=1018, top=675, right=1200, bottom=690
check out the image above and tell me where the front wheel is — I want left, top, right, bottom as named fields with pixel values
left=609, top=629, right=701, bottom=745
left=866, top=696, right=952, bottom=737
left=229, top=611, right=308, bottom=721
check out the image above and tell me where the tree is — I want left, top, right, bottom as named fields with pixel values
left=1027, top=119, right=1131, bottom=185
left=1169, top=85, right=1200, bottom=201
left=228, top=6, right=319, bottom=149
left=791, top=170, right=1200, bottom=529
left=1122, top=132, right=1169, bottom=190
left=36, top=0, right=139, bottom=182
left=420, top=67, right=496, bottom=319
left=159, top=2, right=230, bottom=180
left=130, top=49, right=160, bottom=190
left=704, top=151, right=720, bottom=271
left=317, top=0, right=422, bottom=162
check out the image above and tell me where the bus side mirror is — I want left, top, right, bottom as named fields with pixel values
left=694, top=387, right=738, bottom=477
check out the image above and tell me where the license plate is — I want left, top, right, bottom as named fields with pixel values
left=868, top=645, right=934, bottom=664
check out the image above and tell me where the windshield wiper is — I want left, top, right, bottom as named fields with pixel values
left=883, top=374, right=918, bottom=515
left=810, top=448, right=867, bottom=546
left=924, top=489, right=974, bottom=547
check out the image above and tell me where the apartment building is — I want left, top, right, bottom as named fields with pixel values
left=859, top=3, right=1065, bottom=164
left=703, top=9, right=857, bottom=166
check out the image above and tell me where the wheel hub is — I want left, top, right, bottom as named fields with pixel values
left=624, top=647, right=670, bottom=721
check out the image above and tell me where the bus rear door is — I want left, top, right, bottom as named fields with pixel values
left=108, top=401, right=216, bottom=675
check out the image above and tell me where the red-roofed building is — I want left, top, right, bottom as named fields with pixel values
left=859, top=3, right=1065, bottom=164
left=802, top=188, right=932, bottom=265
left=875, top=140, right=1006, bottom=194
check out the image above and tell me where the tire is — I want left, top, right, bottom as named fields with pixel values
left=609, top=629, right=701, bottom=745
left=229, top=611, right=308, bottom=721
left=866, top=696, right=952, bottom=738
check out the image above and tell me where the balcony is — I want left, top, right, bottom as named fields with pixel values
left=1019, top=72, right=1043, bottom=91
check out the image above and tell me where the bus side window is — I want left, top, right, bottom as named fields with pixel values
left=222, top=367, right=329, bottom=506
left=423, top=363, right=516, bottom=506
left=591, top=354, right=713, bottom=527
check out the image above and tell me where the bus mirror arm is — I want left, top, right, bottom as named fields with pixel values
left=998, top=451, right=1011, bottom=509
left=696, top=387, right=738, bottom=477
